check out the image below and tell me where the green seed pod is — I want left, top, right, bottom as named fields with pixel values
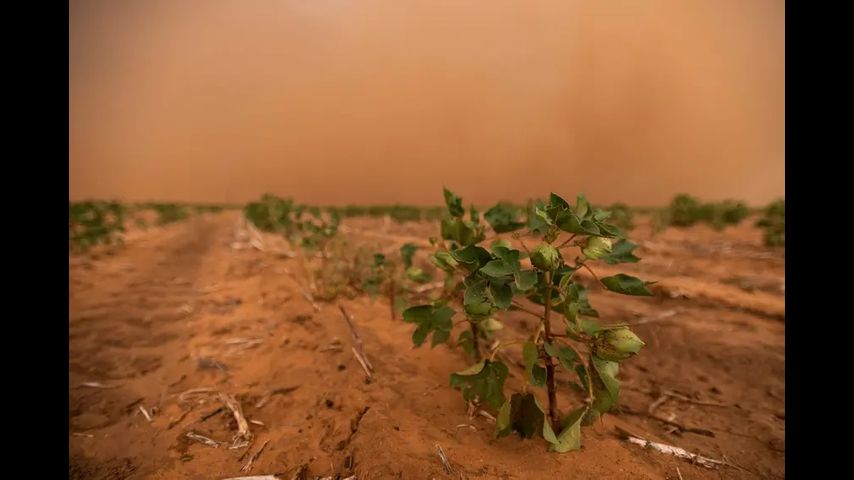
left=593, top=327, right=645, bottom=361
left=480, top=317, right=504, bottom=332
left=582, top=237, right=613, bottom=260
left=530, top=243, right=561, bottom=271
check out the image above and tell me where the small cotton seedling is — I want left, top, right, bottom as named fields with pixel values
left=403, top=188, right=653, bottom=452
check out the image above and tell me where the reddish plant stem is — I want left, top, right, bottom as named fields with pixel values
left=543, top=271, right=559, bottom=431
left=556, top=234, right=578, bottom=250
left=580, top=262, right=605, bottom=288
left=470, top=320, right=482, bottom=361
left=511, top=302, right=543, bottom=320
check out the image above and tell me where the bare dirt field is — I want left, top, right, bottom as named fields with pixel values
left=69, top=212, right=784, bottom=480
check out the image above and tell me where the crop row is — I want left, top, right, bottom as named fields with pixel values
left=69, top=201, right=236, bottom=252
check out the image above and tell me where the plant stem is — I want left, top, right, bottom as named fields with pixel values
left=580, top=262, right=605, bottom=288
left=488, top=340, right=524, bottom=361
left=543, top=271, right=559, bottom=431
left=584, top=357, right=595, bottom=406
left=510, top=302, right=544, bottom=320
left=470, top=320, right=482, bottom=361
left=556, top=234, right=578, bottom=249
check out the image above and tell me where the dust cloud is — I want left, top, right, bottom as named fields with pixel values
left=70, top=0, right=784, bottom=206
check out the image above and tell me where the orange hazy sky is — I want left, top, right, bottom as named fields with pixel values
left=70, top=0, right=784, bottom=206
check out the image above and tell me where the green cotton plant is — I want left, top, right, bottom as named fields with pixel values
left=193, top=204, right=225, bottom=214
left=755, top=198, right=784, bottom=246
left=668, top=194, right=703, bottom=226
left=310, top=243, right=381, bottom=301
left=133, top=202, right=191, bottom=225
left=244, top=194, right=340, bottom=253
left=602, top=203, right=634, bottom=231
left=333, top=204, right=445, bottom=223
left=403, top=188, right=652, bottom=452
left=244, top=194, right=346, bottom=301
left=69, top=200, right=225, bottom=253
left=362, top=242, right=436, bottom=318
left=310, top=239, right=435, bottom=306
left=291, top=204, right=341, bottom=252
left=484, top=202, right=527, bottom=233
left=153, top=203, right=190, bottom=225
left=69, top=201, right=127, bottom=252
left=667, top=194, right=749, bottom=231
left=244, top=194, right=296, bottom=233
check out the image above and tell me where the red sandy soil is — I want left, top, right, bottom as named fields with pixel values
left=69, top=213, right=784, bottom=479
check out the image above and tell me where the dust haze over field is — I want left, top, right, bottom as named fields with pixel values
left=69, top=0, right=784, bottom=206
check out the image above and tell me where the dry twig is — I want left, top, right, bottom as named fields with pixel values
left=200, top=406, right=225, bottom=422
left=167, top=409, right=192, bottom=429
left=302, top=292, right=321, bottom=312
left=225, top=337, right=263, bottom=346
left=339, top=305, right=374, bottom=380
left=435, top=443, right=454, bottom=475
left=241, top=439, right=271, bottom=473
left=219, top=393, right=253, bottom=444
left=138, top=405, right=153, bottom=422
left=319, top=339, right=344, bottom=353
left=614, top=426, right=725, bottom=469
left=186, top=431, right=221, bottom=448
left=255, top=386, right=300, bottom=409
left=222, top=476, right=282, bottom=480
left=478, top=410, right=497, bottom=423
left=178, top=387, right=217, bottom=404
left=648, top=395, right=670, bottom=415
left=79, top=382, right=119, bottom=389
left=631, top=309, right=679, bottom=326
